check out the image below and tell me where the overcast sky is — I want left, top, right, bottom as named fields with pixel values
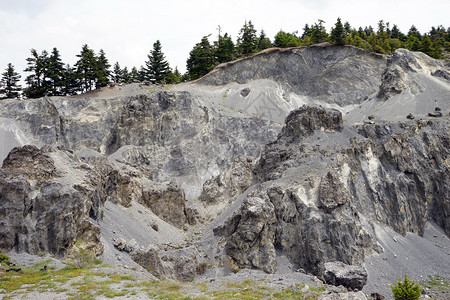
left=1, top=0, right=449, bottom=80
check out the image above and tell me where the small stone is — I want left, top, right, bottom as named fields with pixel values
left=428, top=111, right=442, bottom=117
left=406, top=113, right=415, bottom=119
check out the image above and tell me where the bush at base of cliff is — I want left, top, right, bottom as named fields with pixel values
left=65, top=240, right=101, bottom=269
left=0, top=252, right=10, bottom=263
left=391, top=274, right=421, bottom=300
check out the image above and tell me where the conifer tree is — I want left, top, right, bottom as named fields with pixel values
left=214, top=32, right=235, bottom=64
left=96, top=49, right=111, bottom=88
left=186, top=35, right=215, bottom=80
left=47, top=47, right=65, bottom=95
left=391, top=25, right=407, bottom=41
left=310, top=19, right=328, bottom=44
left=237, top=20, right=258, bottom=57
left=274, top=30, right=301, bottom=47
left=75, top=44, right=97, bottom=92
left=24, top=49, right=49, bottom=98
left=144, top=40, right=171, bottom=83
left=113, top=62, right=124, bottom=84
left=0, top=63, right=21, bottom=99
left=330, top=18, right=346, bottom=45
left=63, top=64, right=78, bottom=96
left=122, top=66, right=131, bottom=83
left=258, top=30, right=272, bottom=51
left=130, top=67, right=140, bottom=82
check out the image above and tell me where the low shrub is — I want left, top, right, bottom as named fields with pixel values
left=391, top=274, right=421, bottom=300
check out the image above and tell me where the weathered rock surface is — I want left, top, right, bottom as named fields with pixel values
left=0, top=145, right=103, bottom=257
left=0, top=45, right=449, bottom=295
left=324, top=261, right=368, bottom=291
left=212, top=105, right=449, bottom=282
left=198, top=44, right=386, bottom=106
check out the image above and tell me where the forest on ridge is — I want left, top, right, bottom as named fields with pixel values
left=1, top=18, right=449, bottom=99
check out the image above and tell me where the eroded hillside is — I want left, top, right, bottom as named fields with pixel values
left=0, top=45, right=449, bottom=298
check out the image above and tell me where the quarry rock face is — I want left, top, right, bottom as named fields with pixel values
left=215, top=105, right=449, bottom=280
left=0, top=145, right=103, bottom=257
left=0, top=45, right=449, bottom=294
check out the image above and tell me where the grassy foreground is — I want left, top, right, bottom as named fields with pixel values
left=0, top=258, right=326, bottom=300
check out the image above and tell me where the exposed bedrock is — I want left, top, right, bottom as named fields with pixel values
left=197, top=44, right=387, bottom=106
left=214, top=105, right=449, bottom=281
left=0, top=145, right=104, bottom=257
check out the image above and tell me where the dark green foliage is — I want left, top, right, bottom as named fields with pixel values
left=308, top=19, right=328, bottom=44
left=144, top=40, right=171, bottom=83
left=129, top=67, right=140, bottom=82
left=330, top=18, right=346, bottom=45
left=47, top=47, right=65, bottom=95
left=408, top=25, right=422, bottom=39
left=62, top=64, right=78, bottom=96
left=95, top=49, right=111, bottom=88
left=0, top=63, right=21, bottom=99
left=214, top=33, right=235, bottom=64
left=273, top=30, right=301, bottom=48
left=113, top=62, right=124, bottom=84
left=74, top=44, right=97, bottom=92
left=258, top=30, right=272, bottom=51
left=391, top=274, right=421, bottom=300
left=186, top=35, right=215, bottom=80
left=0, top=252, right=10, bottom=263
left=24, top=49, right=49, bottom=98
left=237, top=20, right=258, bottom=57
left=391, top=24, right=407, bottom=41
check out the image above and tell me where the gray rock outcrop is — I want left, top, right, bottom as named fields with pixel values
left=213, top=104, right=449, bottom=282
left=0, top=145, right=103, bottom=257
left=324, top=261, right=368, bottom=291
left=0, top=45, right=448, bottom=294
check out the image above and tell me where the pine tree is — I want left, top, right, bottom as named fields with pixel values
left=237, top=20, right=258, bottom=57
left=274, top=30, right=301, bottom=48
left=330, top=18, right=346, bottom=45
left=408, top=25, right=421, bottom=39
left=74, top=44, right=97, bottom=92
left=122, top=66, right=131, bottom=83
left=391, top=25, right=407, bottom=41
left=144, top=40, right=171, bottom=83
left=310, top=19, right=328, bottom=44
left=214, top=32, right=235, bottom=64
left=258, top=30, right=272, bottom=51
left=186, top=35, right=215, bottom=80
left=274, top=30, right=289, bottom=48
left=62, top=64, right=78, bottom=96
left=130, top=67, right=140, bottom=82
left=113, top=62, right=124, bottom=84
left=0, top=63, right=22, bottom=99
left=96, top=49, right=111, bottom=88
left=47, top=47, right=65, bottom=95
left=24, top=49, right=49, bottom=98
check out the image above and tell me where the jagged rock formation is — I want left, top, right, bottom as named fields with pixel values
left=213, top=105, right=449, bottom=281
left=0, top=45, right=449, bottom=296
left=0, top=145, right=103, bottom=257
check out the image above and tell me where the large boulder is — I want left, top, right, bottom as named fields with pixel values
left=324, top=261, right=368, bottom=291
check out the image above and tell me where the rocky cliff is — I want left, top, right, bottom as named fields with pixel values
left=0, top=45, right=449, bottom=297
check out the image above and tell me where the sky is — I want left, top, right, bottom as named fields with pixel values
left=0, top=0, right=449, bottom=81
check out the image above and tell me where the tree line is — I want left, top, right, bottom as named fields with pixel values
left=0, top=40, right=179, bottom=99
left=1, top=18, right=449, bottom=99
left=185, top=18, right=449, bottom=80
